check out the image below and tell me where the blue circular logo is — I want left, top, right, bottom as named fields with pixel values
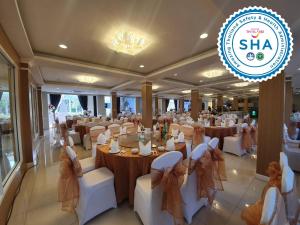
left=218, top=6, right=293, bottom=82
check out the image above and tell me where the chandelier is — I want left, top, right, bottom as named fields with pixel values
left=106, top=28, right=151, bottom=55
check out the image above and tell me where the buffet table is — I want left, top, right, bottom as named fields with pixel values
left=205, top=126, right=237, bottom=149
left=95, top=134, right=186, bottom=206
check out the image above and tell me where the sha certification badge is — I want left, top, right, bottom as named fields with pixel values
left=218, top=6, right=293, bottom=82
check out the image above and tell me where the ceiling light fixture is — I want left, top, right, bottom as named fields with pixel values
left=59, top=44, right=68, bottom=49
left=174, top=73, right=178, bottom=76
left=182, top=90, right=191, bottom=94
left=202, top=69, right=224, bottom=78
left=232, top=82, right=250, bottom=87
left=199, top=80, right=203, bottom=83
left=229, top=97, right=234, bottom=100
left=223, top=95, right=227, bottom=98
left=298, top=68, right=300, bottom=71
left=204, top=93, right=213, bottom=96
left=106, top=26, right=152, bottom=55
left=77, top=75, right=99, bottom=84
left=152, top=85, right=159, bottom=90
left=139, top=64, right=145, bottom=68
left=200, top=33, right=208, bottom=39
left=250, top=88, right=259, bottom=92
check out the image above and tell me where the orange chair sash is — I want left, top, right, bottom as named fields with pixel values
left=151, top=160, right=186, bottom=225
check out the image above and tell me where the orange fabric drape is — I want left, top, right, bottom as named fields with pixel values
left=151, top=160, right=186, bottom=225
left=193, top=126, right=205, bottom=146
left=242, top=127, right=252, bottom=150
left=210, top=148, right=227, bottom=181
left=58, top=150, right=82, bottom=212
left=250, top=126, right=257, bottom=146
left=241, top=161, right=282, bottom=225
left=188, top=150, right=223, bottom=204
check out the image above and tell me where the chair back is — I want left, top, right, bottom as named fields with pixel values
left=66, top=146, right=77, bottom=161
left=208, top=137, right=219, bottom=150
left=68, top=136, right=74, bottom=147
left=190, top=143, right=208, bottom=161
left=279, top=152, right=288, bottom=170
left=260, top=187, right=288, bottom=225
left=151, top=151, right=183, bottom=170
left=122, top=122, right=134, bottom=128
left=169, top=123, right=180, bottom=133
left=180, top=125, right=194, bottom=140
left=108, top=124, right=121, bottom=135
left=90, top=126, right=106, bottom=142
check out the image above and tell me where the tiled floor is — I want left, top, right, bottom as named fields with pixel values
left=7, top=130, right=279, bottom=225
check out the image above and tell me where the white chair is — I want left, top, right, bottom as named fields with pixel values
left=283, top=144, right=300, bottom=172
left=223, top=123, right=248, bottom=156
left=108, top=124, right=121, bottom=135
left=89, top=126, right=106, bottom=156
left=68, top=136, right=95, bottom=174
left=67, top=130, right=81, bottom=145
left=181, top=143, right=208, bottom=224
left=134, top=151, right=183, bottom=225
left=208, top=137, right=219, bottom=150
left=203, top=136, right=211, bottom=144
left=279, top=152, right=289, bottom=170
left=260, top=187, right=289, bottom=225
left=61, top=146, right=117, bottom=225
left=283, top=125, right=300, bottom=148
left=180, top=125, right=194, bottom=159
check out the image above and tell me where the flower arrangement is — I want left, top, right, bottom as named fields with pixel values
left=290, top=112, right=300, bottom=122
left=48, top=104, right=56, bottom=113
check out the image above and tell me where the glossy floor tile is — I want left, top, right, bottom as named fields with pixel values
left=6, top=130, right=294, bottom=225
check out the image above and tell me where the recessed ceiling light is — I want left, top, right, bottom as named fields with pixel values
left=204, top=93, right=213, bottom=96
left=139, top=64, right=145, bottom=68
left=174, top=73, right=178, bottom=76
left=105, top=26, right=152, bottom=55
left=200, top=33, right=208, bottom=39
left=232, top=82, right=250, bottom=87
left=77, top=75, right=99, bottom=84
left=202, top=69, right=224, bottom=78
left=152, top=85, right=159, bottom=90
left=182, top=90, right=191, bottom=94
left=298, top=68, right=300, bottom=70
left=250, top=88, right=259, bottom=92
left=199, top=80, right=203, bottom=82
left=59, top=44, right=68, bottom=49
left=229, top=97, right=234, bottom=100
left=223, top=95, right=227, bottom=98
left=245, top=204, right=250, bottom=208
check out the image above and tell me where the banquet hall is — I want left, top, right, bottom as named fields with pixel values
left=0, top=0, right=300, bottom=225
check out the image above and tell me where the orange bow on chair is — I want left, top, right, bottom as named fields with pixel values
left=193, top=126, right=205, bottom=146
left=188, top=150, right=224, bottom=205
left=151, top=160, right=186, bottom=225
left=210, top=148, right=227, bottom=181
left=242, top=127, right=252, bottom=150
left=241, top=161, right=282, bottom=225
left=58, top=149, right=83, bottom=212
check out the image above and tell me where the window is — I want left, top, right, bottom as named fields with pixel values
left=120, top=97, right=136, bottom=114
left=184, top=100, right=190, bottom=112
left=167, top=99, right=175, bottom=112
left=0, top=53, right=20, bottom=186
left=104, top=96, right=111, bottom=117
left=48, top=94, right=83, bottom=125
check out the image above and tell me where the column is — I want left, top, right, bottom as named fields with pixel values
left=97, top=96, right=106, bottom=116
left=19, top=63, right=33, bottom=164
left=162, top=98, right=167, bottom=113
left=212, top=99, right=216, bottom=109
left=233, top=96, right=239, bottom=111
left=141, top=81, right=152, bottom=128
left=135, top=97, right=141, bottom=114
left=257, top=73, right=285, bottom=176
left=243, top=98, right=249, bottom=112
left=37, top=87, right=44, bottom=136
left=217, top=95, right=223, bottom=112
left=179, top=97, right=184, bottom=113
left=154, top=96, right=159, bottom=115
left=111, top=92, right=117, bottom=119
left=199, top=96, right=203, bottom=112
left=191, top=89, right=199, bottom=121
left=42, top=92, right=49, bottom=130
left=284, top=81, right=293, bottom=124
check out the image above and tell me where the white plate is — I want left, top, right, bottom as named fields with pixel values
left=157, top=146, right=165, bottom=151
left=109, top=149, right=120, bottom=154
left=139, top=152, right=152, bottom=156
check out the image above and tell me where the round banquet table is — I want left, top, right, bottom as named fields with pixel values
left=205, top=126, right=237, bottom=149
left=95, top=133, right=187, bottom=206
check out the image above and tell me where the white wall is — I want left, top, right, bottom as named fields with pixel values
left=87, top=95, right=94, bottom=115
left=97, top=95, right=106, bottom=116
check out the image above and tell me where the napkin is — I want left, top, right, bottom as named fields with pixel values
left=139, top=141, right=151, bottom=155
left=178, top=132, right=185, bottom=142
left=97, top=133, right=106, bottom=144
left=105, top=129, right=111, bottom=139
left=229, top=120, right=235, bottom=127
left=166, top=137, right=175, bottom=151
left=137, top=125, right=141, bottom=133
left=153, top=124, right=157, bottom=131
left=120, top=126, right=127, bottom=135
left=172, top=129, right=179, bottom=137
left=110, top=139, right=119, bottom=152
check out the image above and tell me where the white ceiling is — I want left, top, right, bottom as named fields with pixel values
left=0, top=0, right=300, bottom=97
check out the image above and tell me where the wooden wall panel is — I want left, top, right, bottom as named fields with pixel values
left=284, top=81, right=293, bottom=124
left=141, top=82, right=152, bottom=128
left=256, top=74, right=285, bottom=175
left=111, top=92, right=117, bottom=119
left=191, top=90, right=199, bottom=121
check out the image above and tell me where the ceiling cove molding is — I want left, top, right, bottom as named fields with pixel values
left=44, top=81, right=111, bottom=90
left=111, top=80, right=137, bottom=91
left=34, top=53, right=145, bottom=79
left=146, top=48, right=218, bottom=78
